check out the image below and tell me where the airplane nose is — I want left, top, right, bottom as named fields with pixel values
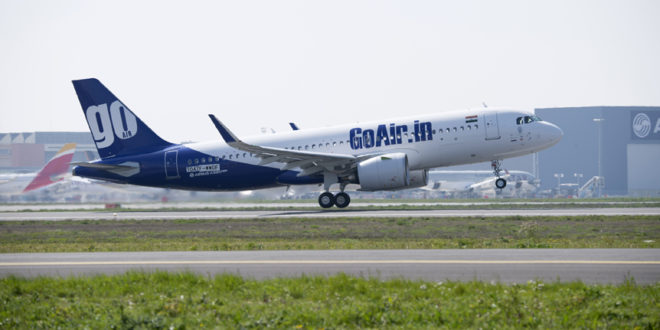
left=545, top=122, right=563, bottom=144
left=552, top=123, right=563, bottom=141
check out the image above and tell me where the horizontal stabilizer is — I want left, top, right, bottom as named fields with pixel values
left=72, top=161, right=140, bottom=177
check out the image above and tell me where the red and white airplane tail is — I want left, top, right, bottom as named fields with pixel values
left=23, top=143, right=77, bottom=193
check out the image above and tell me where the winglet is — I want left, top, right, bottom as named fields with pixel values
left=208, top=114, right=240, bottom=144
left=289, top=122, right=299, bottom=131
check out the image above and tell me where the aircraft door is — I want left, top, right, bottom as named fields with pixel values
left=164, top=150, right=180, bottom=179
left=483, top=112, right=501, bottom=140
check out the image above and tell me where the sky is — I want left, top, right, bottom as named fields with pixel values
left=1, top=0, right=659, bottom=143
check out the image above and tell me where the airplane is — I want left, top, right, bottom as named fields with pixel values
left=0, top=143, right=77, bottom=195
left=423, top=170, right=539, bottom=198
left=70, top=78, right=563, bottom=208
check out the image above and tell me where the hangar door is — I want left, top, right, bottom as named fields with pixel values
left=627, top=144, right=660, bottom=195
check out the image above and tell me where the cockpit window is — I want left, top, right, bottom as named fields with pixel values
left=517, top=115, right=543, bottom=125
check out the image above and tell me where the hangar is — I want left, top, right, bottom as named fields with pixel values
left=535, top=106, right=660, bottom=197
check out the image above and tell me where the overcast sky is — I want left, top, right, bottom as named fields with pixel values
left=1, top=0, right=659, bottom=142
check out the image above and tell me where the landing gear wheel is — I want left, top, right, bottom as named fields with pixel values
left=495, top=178, right=507, bottom=189
left=334, top=192, right=351, bottom=208
left=318, top=192, right=335, bottom=208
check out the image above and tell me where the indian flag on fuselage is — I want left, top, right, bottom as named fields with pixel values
left=465, top=115, right=478, bottom=123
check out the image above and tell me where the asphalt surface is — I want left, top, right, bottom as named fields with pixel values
left=1, top=207, right=659, bottom=221
left=1, top=249, right=658, bottom=284
left=2, top=201, right=658, bottom=211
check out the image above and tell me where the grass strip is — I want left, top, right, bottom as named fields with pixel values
left=1, top=272, right=657, bottom=328
left=1, top=215, right=658, bottom=252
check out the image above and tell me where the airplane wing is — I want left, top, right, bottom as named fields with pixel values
left=209, top=115, right=369, bottom=177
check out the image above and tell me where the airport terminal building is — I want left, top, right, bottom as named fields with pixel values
left=0, top=132, right=97, bottom=173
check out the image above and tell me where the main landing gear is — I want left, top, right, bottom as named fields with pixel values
left=491, top=160, right=507, bottom=189
left=318, top=191, right=351, bottom=208
left=318, top=175, right=351, bottom=208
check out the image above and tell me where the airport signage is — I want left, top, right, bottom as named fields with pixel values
left=631, top=111, right=660, bottom=140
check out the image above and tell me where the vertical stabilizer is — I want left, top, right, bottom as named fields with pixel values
left=72, top=78, right=172, bottom=159
left=23, top=143, right=76, bottom=192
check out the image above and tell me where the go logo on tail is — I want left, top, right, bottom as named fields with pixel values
left=85, top=101, right=138, bottom=148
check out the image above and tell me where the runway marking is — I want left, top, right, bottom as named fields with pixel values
left=1, top=260, right=659, bottom=266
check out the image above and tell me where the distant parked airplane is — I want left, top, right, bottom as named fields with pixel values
left=0, top=143, right=77, bottom=193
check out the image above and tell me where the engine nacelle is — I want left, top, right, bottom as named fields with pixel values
left=357, top=153, right=410, bottom=191
left=407, top=169, right=429, bottom=189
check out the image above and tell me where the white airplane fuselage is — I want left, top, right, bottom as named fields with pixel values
left=187, top=109, right=561, bottom=171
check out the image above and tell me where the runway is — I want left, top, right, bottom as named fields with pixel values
left=1, top=207, right=659, bottom=221
left=1, top=249, right=658, bottom=284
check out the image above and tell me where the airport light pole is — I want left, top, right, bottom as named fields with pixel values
left=553, top=173, right=564, bottom=194
left=573, top=173, right=583, bottom=187
left=593, top=118, right=605, bottom=197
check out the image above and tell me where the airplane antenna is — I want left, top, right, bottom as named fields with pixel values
left=482, top=102, right=488, bottom=108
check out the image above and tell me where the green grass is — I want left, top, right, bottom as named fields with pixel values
left=1, top=272, right=657, bottom=328
left=1, top=215, right=658, bottom=252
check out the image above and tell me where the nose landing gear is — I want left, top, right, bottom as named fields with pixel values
left=491, top=160, right=507, bottom=189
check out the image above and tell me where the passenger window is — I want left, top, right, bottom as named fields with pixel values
left=243, top=153, right=246, bottom=158
left=187, top=159, right=192, bottom=165
left=475, top=124, right=478, bottom=129
left=194, top=158, right=199, bottom=164
left=460, top=126, right=464, bottom=131
left=467, top=125, right=471, bottom=130
left=453, top=127, right=457, bottom=132
left=333, top=142, right=336, bottom=146
left=201, top=158, right=206, bottom=163
left=222, top=155, right=225, bottom=159
left=312, top=144, right=316, bottom=149
left=228, top=155, right=232, bottom=159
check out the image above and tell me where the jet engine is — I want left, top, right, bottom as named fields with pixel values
left=407, top=169, right=429, bottom=189
left=357, top=153, right=427, bottom=191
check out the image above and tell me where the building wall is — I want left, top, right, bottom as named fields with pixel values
left=536, top=106, right=660, bottom=196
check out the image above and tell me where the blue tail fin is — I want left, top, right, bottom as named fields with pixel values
left=72, top=78, right=172, bottom=159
